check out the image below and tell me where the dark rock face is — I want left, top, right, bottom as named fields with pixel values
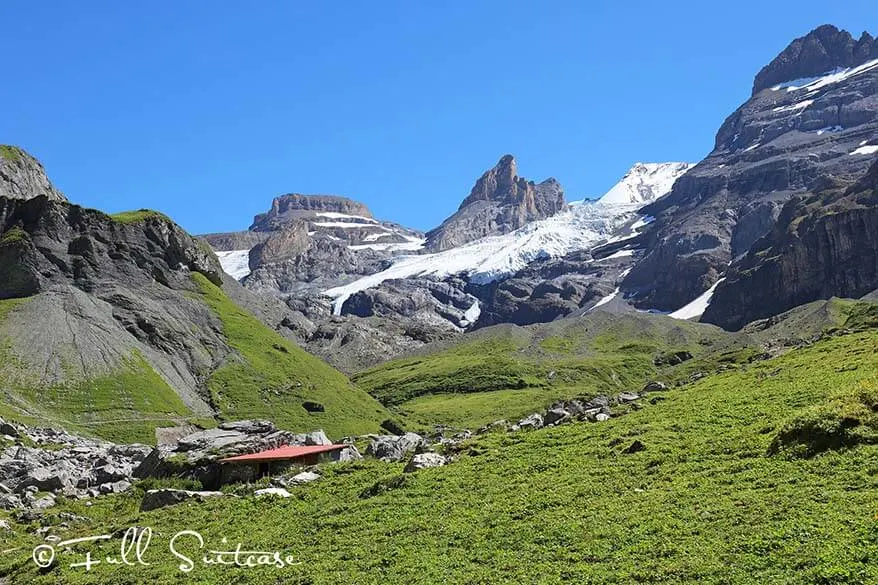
left=425, top=155, right=566, bottom=251
left=251, top=194, right=373, bottom=232
left=703, top=160, right=878, bottom=330
left=0, top=196, right=223, bottom=300
left=0, top=190, right=271, bottom=413
left=752, top=25, right=877, bottom=95
left=0, top=146, right=66, bottom=202
left=472, top=249, right=631, bottom=327
left=624, top=25, right=878, bottom=312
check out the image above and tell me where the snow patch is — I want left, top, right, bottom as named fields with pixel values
left=312, top=221, right=383, bottom=229
left=461, top=300, right=481, bottom=326
left=772, top=58, right=878, bottom=93
left=215, top=249, right=252, bottom=281
left=601, top=249, right=635, bottom=260
left=850, top=145, right=878, bottom=156
left=314, top=212, right=377, bottom=223
left=668, top=278, right=726, bottom=320
left=772, top=99, right=813, bottom=113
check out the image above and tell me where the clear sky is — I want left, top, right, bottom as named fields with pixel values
left=2, top=2, right=875, bottom=234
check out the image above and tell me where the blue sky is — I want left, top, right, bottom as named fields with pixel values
left=2, top=2, right=875, bottom=234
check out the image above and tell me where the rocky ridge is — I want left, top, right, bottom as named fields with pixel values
left=0, top=145, right=66, bottom=203
left=425, top=154, right=565, bottom=251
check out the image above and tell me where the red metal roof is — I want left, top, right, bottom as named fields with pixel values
left=219, top=443, right=346, bottom=463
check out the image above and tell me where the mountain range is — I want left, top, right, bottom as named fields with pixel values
left=0, top=23, right=876, bottom=430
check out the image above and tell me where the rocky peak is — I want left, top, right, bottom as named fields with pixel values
left=752, top=25, right=877, bottom=95
left=425, top=155, right=566, bottom=251
left=250, top=194, right=373, bottom=232
left=0, top=146, right=66, bottom=203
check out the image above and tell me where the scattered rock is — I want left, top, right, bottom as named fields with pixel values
left=254, top=487, right=291, bottom=498
left=140, top=489, right=224, bottom=512
left=288, top=471, right=321, bottom=485
left=595, top=413, right=611, bottom=422
left=0, top=519, right=12, bottom=533
left=515, top=413, right=544, bottom=431
left=617, top=392, right=640, bottom=404
left=642, top=381, right=668, bottom=392
left=366, top=433, right=426, bottom=462
left=301, top=401, right=325, bottom=413
left=404, top=452, right=448, bottom=473
left=622, top=440, right=646, bottom=454
left=544, top=408, right=571, bottom=426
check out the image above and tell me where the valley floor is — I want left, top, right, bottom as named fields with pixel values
left=1, top=329, right=876, bottom=584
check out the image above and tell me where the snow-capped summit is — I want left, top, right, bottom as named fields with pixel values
left=596, top=162, right=693, bottom=207
left=324, top=161, right=692, bottom=314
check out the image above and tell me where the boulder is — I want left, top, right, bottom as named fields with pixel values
left=617, top=392, right=640, bottom=403
left=595, top=413, right=611, bottom=422
left=288, top=471, right=321, bottom=485
left=17, top=468, right=70, bottom=493
left=543, top=408, right=570, bottom=426
left=516, top=413, right=544, bottom=431
left=99, top=480, right=132, bottom=494
left=0, top=494, right=23, bottom=510
left=0, top=420, right=19, bottom=438
left=642, top=381, right=668, bottom=392
left=337, top=445, right=362, bottom=463
left=366, top=433, right=426, bottom=462
left=404, top=453, right=447, bottom=473
left=94, top=464, right=128, bottom=485
left=218, top=420, right=276, bottom=434
left=290, top=430, right=332, bottom=446
left=32, top=495, right=56, bottom=510
left=254, top=487, right=291, bottom=498
left=140, top=489, right=224, bottom=512
left=622, top=440, right=646, bottom=454
left=176, top=429, right=249, bottom=452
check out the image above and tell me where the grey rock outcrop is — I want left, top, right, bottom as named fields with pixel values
left=140, top=488, right=224, bottom=512
left=0, top=423, right=151, bottom=504
left=425, top=155, right=565, bottom=251
left=0, top=146, right=66, bottom=202
left=703, top=159, right=878, bottom=330
left=403, top=452, right=447, bottom=473
left=366, top=432, right=426, bottom=462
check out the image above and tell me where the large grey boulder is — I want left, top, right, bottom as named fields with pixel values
left=366, top=433, right=426, bottom=462
left=543, top=408, right=571, bottom=426
left=140, top=489, right=224, bottom=512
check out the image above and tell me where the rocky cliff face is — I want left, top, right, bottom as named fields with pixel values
left=623, top=25, right=878, bottom=312
left=752, top=25, right=877, bottom=95
left=203, top=193, right=423, bottom=291
left=0, top=146, right=66, bottom=202
left=250, top=194, right=373, bottom=232
left=425, top=155, right=566, bottom=251
left=702, top=160, right=878, bottom=330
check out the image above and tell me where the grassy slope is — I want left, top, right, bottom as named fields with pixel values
left=0, top=275, right=389, bottom=443
left=192, top=272, right=389, bottom=437
left=1, top=330, right=876, bottom=584
left=0, top=298, right=199, bottom=443
left=357, top=313, right=742, bottom=430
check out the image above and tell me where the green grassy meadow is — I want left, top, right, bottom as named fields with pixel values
left=1, top=327, right=875, bottom=584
